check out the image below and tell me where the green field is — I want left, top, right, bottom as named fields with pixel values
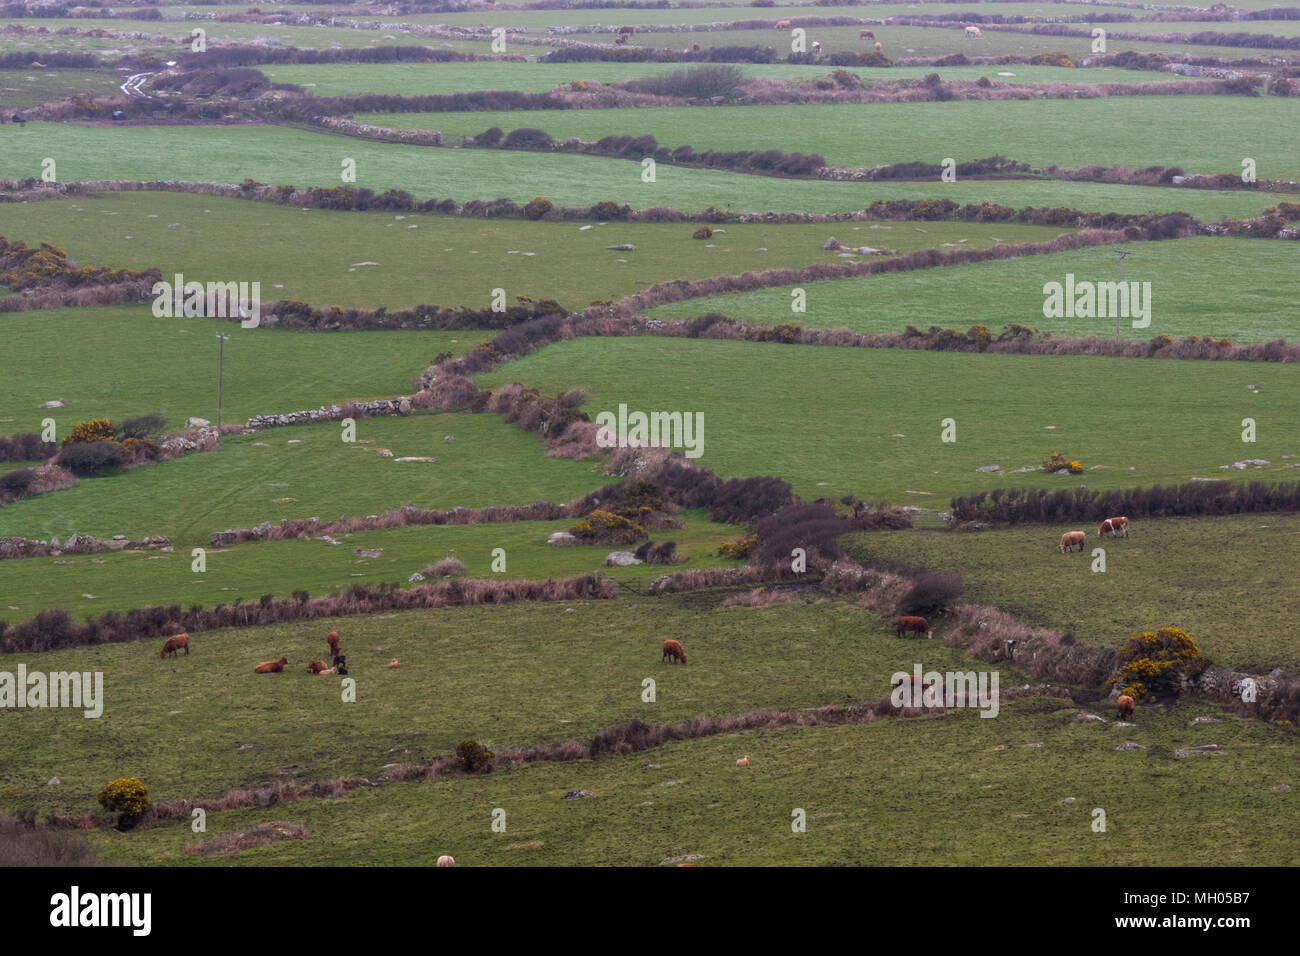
left=0, top=306, right=467, bottom=436
left=0, top=191, right=1072, bottom=312
left=261, top=61, right=1196, bottom=97
left=365, top=97, right=1300, bottom=181
left=3, top=123, right=1288, bottom=220
left=477, top=337, right=1300, bottom=504
left=849, top=512, right=1300, bottom=672
left=646, top=237, right=1300, bottom=344
left=0, top=413, right=607, bottom=545
left=80, top=702, right=1297, bottom=866
left=0, top=507, right=747, bottom=620
left=0, top=69, right=124, bottom=110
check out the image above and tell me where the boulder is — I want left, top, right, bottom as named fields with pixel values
left=548, top=532, right=576, bottom=546
left=603, top=551, right=643, bottom=566
left=184, top=417, right=210, bottom=428
left=822, top=236, right=841, bottom=250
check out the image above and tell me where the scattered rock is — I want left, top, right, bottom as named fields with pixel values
left=1076, top=713, right=1105, bottom=722
left=1191, top=716, right=1222, bottom=724
left=644, top=764, right=661, bottom=770
left=47, top=777, right=59, bottom=785
left=563, top=789, right=596, bottom=800
left=822, top=236, right=842, bottom=250
left=354, top=548, right=383, bottom=558
left=976, top=465, right=1001, bottom=473
left=603, top=551, right=643, bottom=567
left=1175, top=744, right=1220, bottom=757
left=255, top=789, right=276, bottom=807
left=660, top=854, right=705, bottom=865
left=39, top=398, right=66, bottom=408
left=1116, top=741, right=1146, bottom=751
left=1061, top=797, right=1076, bottom=804
left=1115, top=721, right=1135, bottom=727
left=606, top=243, right=635, bottom=251
left=394, top=456, right=436, bottom=463
left=184, top=417, right=210, bottom=428
left=408, top=572, right=425, bottom=583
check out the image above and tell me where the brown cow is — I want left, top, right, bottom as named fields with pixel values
left=160, top=633, right=189, bottom=660
left=774, top=19, right=791, bottom=29
left=254, top=657, right=289, bottom=674
left=860, top=29, right=875, bottom=39
left=1098, top=516, right=1129, bottom=540
left=617, top=25, right=634, bottom=35
left=1117, top=694, right=1135, bottom=720
left=896, top=616, right=932, bottom=639
left=662, top=639, right=687, bottom=664
left=614, top=33, right=627, bottom=45
left=1059, top=531, right=1087, bottom=553
left=307, top=660, right=328, bottom=674
left=327, top=630, right=340, bottom=656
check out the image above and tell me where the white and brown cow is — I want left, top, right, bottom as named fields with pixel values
left=1098, top=516, right=1129, bottom=540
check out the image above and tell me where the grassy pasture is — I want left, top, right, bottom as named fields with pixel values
left=633, top=24, right=1293, bottom=60
left=646, top=236, right=1300, bottom=344
left=0, top=192, right=1072, bottom=312
left=0, top=69, right=124, bottom=110
left=261, top=61, right=1196, bottom=96
left=3, top=123, right=1287, bottom=220
left=0, top=508, right=747, bottom=620
left=0, top=306, right=467, bottom=436
left=848, top=512, right=1300, bottom=672
left=477, top=337, right=1300, bottom=504
left=366, top=96, right=1300, bottom=181
left=78, top=701, right=1299, bottom=866
left=0, top=595, right=975, bottom=816
left=0, top=413, right=607, bottom=545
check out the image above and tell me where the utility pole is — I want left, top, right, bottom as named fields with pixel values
left=216, top=332, right=230, bottom=445
left=1114, top=249, right=1131, bottom=340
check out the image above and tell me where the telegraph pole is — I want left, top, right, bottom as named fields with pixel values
left=1114, top=249, right=1131, bottom=340
left=216, top=332, right=230, bottom=445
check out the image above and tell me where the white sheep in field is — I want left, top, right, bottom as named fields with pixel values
left=965, top=25, right=983, bottom=38
left=437, top=855, right=455, bottom=867
left=736, top=755, right=750, bottom=767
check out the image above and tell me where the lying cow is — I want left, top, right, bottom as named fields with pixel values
left=896, top=615, right=932, bottom=639
left=254, top=657, right=289, bottom=674
left=774, top=19, right=791, bottom=29
left=1059, top=531, right=1087, bottom=553
left=1099, top=516, right=1129, bottom=539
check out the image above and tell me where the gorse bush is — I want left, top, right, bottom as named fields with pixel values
left=569, top=509, right=647, bottom=545
left=62, top=419, right=114, bottom=445
left=455, top=739, right=493, bottom=773
left=97, top=777, right=150, bottom=817
left=718, top=533, right=758, bottom=560
left=1042, top=452, right=1083, bottom=474
left=1117, top=627, right=1212, bottom=700
left=523, top=197, right=554, bottom=220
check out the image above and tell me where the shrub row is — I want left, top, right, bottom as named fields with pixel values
left=950, top=480, right=1300, bottom=525
left=0, top=575, right=615, bottom=653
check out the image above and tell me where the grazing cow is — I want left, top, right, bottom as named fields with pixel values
left=614, top=33, right=627, bottom=45
left=896, top=616, right=932, bottom=639
left=617, top=25, right=634, bottom=35
left=736, top=755, right=750, bottom=767
left=436, top=855, right=456, bottom=867
left=774, top=19, right=791, bottom=29
left=254, top=657, right=289, bottom=674
left=874, top=41, right=883, bottom=53
left=662, top=639, right=687, bottom=664
left=1117, top=694, right=1135, bottom=720
left=860, top=30, right=874, bottom=39
left=327, top=630, right=340, bottom=657
left=965, top=25, right=983, bottom=38
left=160, top=632, right=190, bottom=660
left=306, top=660, right=328, bottom=674
left=1059, top=530, right=1087, bottom=553
left=1098, top=516, right=1129, bottom=540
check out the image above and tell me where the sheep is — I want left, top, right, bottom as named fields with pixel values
left=306, top=660, right=328, bottom=674
left=254, top=657, right=289, bottom=674
left=736, top=755, right=750, bottom=767
left=318, top=667, right=337, bottom=676
left=811, top=40, right=821, bottom=53
left=1117, top=695, right=1136, bottom=720
left=662, top=639, right=687, bottom=664
left=965, top=25, right=983, bottom=38
left=437, top=855, right=456, bottom=867
left=160, top=632, right=189, bottom=660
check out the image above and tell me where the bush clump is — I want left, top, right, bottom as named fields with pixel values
left=62, top=418, right=114, bottom=445
left=1117, top=627, right=1212, bottom=700
left=56, top=441, right=124, bottom=476
left=97, top=777, right=150, bottom=827
left=898, top=570, right=962, bottom=618
left=569, top=509, right=647, bottom=545
left=1042, top=452, right=1083, bottom=474
left=717, top=532, right=757, bottom=559
left=455, top=739, right=493, bottom=773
